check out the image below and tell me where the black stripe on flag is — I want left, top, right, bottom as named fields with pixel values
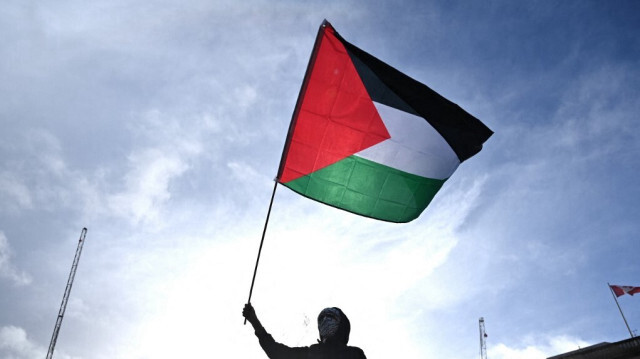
left=331, top=25, right=493, bottom=163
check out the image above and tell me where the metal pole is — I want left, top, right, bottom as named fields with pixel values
left=479, top=317, right=487, bottom=359
left=245, top=181, right=278, bottom=324
left=608, top=283, right=634, bottom=338
left=46, top=228, right=88, bottom=359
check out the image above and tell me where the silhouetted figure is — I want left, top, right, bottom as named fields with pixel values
left=243, top=303, right=367, bottom=359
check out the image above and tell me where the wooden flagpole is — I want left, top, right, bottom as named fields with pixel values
left=608, top=283, right=635, bottom=338
left=245, top=180, right=278, bottom=324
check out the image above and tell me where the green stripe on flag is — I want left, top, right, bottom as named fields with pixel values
left=283, top=155, right=447, bottom=223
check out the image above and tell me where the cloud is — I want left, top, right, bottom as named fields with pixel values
left=0, top=129, right=71, bottom=213
left=0, top=326, right=44, bottom=359
left=488, top=335, right=590, bottom=359
left=0, top=325, right=82, bottom=359
left=0, top=232, right=31, bottom=286
left=107, top=149, right=189, bottom=225
left=552, top=64, right=640, bottom=160
left=227, top=161, right=272, bottom=186
left=0, top=173, right=32, bottom=212
left=104, top=109, right=212, bottom=226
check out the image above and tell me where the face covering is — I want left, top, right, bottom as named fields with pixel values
left=318, top=308, right=341, bottom=342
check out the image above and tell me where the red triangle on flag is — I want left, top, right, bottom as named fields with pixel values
left=278, top=25, right=391, bottom=184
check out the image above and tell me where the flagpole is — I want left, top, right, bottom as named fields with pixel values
left=608, top=283, right=634, bottom=338
left=244, top=21, right=327, bottom=325
left=276, top=20, right=328, bottom=178
left=245, top=180, right=279, bottom=324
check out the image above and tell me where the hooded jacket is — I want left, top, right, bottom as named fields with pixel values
left=254, top=308, right=366, bottom=359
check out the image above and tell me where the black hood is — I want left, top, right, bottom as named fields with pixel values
left=318, top=307, right=350, bottom=345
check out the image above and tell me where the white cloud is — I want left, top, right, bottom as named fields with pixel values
left=0, top=128, right=105, bottom=217
left=0, top=232, right=31, bottom=286
left=0, top=325, right=82, bottom=359
left=26, top=130, right=66, bottom=177
left=0, top=326, right=44, bottom=359
left=489, top=335, right=590, bottom=359
left=233, top=84, right=259, bottom=112
left=107, top=149, right=189, bottom=225
left=105, top=109, right=213, bottom=226
left=0, top=173, right=32, bottom=212
left=90, top=169, right=487, bottom=358
left=553, top=65, right=639, bottom=159
left=0, top=129, right=71, bottom=212
left=227, top=161, right=272, bottom=185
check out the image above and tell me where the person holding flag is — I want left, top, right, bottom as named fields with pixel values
left=244, top=17, right=492, bottom=312
left=243, top=303, right=367, bottom=359
left=242, top=19, right=492, bottom=358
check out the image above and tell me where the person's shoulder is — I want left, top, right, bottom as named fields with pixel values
left=309, top=343, right=365, bottom=358
left=347, top=346, right=366, bottom=358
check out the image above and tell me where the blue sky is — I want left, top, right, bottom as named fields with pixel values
left=1, top=1, right=640, bottom=358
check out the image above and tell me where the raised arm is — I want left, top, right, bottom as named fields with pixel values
left=242, top=303, right=309, bottom=359
left=243, top=303, right=263, bottom=331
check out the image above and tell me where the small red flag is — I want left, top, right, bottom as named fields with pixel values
left=610, top=285, right=640, bottom=297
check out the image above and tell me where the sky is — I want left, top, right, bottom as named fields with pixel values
left=1, top=0, right=640, bottom=358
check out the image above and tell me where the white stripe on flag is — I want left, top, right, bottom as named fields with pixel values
left=356, top=102, right=460, bottom=179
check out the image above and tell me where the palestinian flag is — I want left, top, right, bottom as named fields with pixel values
left=276, top=20, right=493, bottom=223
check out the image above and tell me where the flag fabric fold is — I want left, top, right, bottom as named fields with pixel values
left=277, top=20, right=493, bottom=223
left=610, top=285, right=640, bottom=297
